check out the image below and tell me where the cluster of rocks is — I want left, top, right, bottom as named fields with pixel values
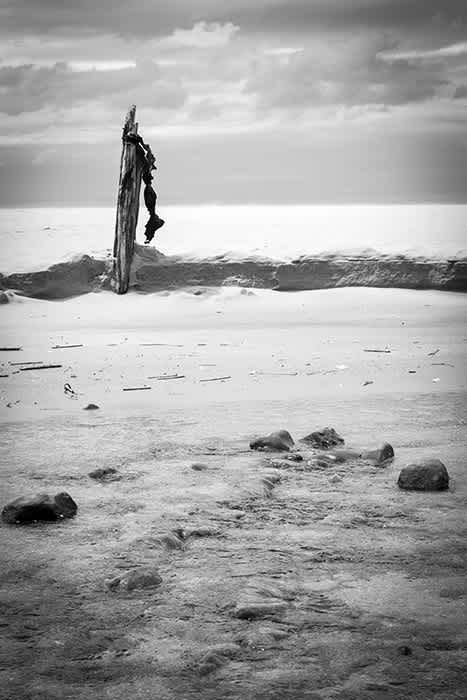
left=249, top=427, right=450, bottom=491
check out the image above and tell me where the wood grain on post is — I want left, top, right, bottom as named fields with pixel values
left=112, top=105, right=143, bottom=294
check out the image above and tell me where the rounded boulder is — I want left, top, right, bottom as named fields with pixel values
left=398, top=459, right=449, bottom=492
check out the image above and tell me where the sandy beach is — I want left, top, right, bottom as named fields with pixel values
left=1, top=286, right=466, bottom=699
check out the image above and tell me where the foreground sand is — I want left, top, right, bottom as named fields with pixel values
left=1, top=287, right=466, bottom=700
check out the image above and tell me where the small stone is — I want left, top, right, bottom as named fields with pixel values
left=250, top=430, right=294, bottom=452
left=2, top=492, right=78, bottom=524
left=183, top=525, right=220, bottom=538
left=398, top=645, right=412, bottom=656
left=262, top=472, right=282, bottom=484
left=269, top=459, right=293, bottom=469
left=105, top=568, right=162, bottom=592
left=284, top=453, right=303, bottom=462
left=398, top=459, right=449, bottom=491
left=363, top=443, right=394, bottom=465
left=301, top=427, right=344, bottom=449
left=234, top=601, right=288, bottom=619
left=88, top=467, right=118, bottom=480
left=157, top=531, right=185, bottom=549
left=84, top=403, right=100, bottom=410
left=327, top=449, right=361, bottom=463
left=197, top=644, right=240, bottom=676
left=191, top=462, right=208, bottom=471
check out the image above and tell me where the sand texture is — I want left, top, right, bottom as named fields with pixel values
left=0, top=287, right=466, bottom=700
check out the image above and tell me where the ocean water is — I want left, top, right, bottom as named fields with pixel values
left=1, top=204, right=466, bottom=275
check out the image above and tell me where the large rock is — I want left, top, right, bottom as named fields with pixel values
left=301, top=427, right=344, bottom=449
left=2, top=492, right=78, bottom=524
left=250, top=430, right=294, bottom=452
left=398, top=459, right=449, bottom=491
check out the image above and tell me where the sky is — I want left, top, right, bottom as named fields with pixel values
left=0, top=0, right=466, bottom=205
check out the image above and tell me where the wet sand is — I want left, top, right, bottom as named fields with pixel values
left=0, top=287, right=466, bottom=700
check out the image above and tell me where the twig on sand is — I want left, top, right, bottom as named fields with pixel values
left=431, top=362, right=454, bottom=367
left=140, top=343, right=184, bottom=347
left=148, top=374, right=185, bottom=380
left=20, top=364, right=62, bottom=371
left=0, top=374, right=9, bottom=378
left=363, top=349, right=391, bottom=353
left=52, top=344, right=84, bottom=349
left=123, top=386, right=151, bottom=391
left=428, top=348, right=440, bottom=357
left=9, top=361, right=44, bottom=366
left=199, top=376, right=232, bottom=383
left=0, top=347, right=22, bottom=352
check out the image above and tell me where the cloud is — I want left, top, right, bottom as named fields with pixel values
left=0, top=61, right=187, bottom=116
left=2, top=1, right=466, bottom=39
left=381, top=41, right=467, bottom=61
left=160, top=21, right=239, bottom=49
left=246, top=35, right=450, bottom=111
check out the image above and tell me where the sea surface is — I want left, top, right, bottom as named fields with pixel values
left=1, top=204, right=466, bottom=274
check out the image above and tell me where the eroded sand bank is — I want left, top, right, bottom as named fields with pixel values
left=0, top=287, right=466, bottom=700
left=1, top=244, right=466, bottom=299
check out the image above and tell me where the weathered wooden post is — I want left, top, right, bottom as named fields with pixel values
left=112, top=105, right=143, bottom=294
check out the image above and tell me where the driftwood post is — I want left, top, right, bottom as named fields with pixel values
left=112, top=105, right=143, bottom=294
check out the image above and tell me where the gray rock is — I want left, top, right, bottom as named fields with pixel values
left=269, top=458, right=294, bottom=469
left=105, top=568, right=162, bottom=592
left=84, top=403, right=100, bottom=410
left=197, top=644, right=240, bottom=676
left=398, top=459, right=449, bottom=491
left=301, top=427, right=344, bottom=449
left=183, top=525, right=220, bottom=538
left=250, top=430, right=294, bottom=452
left=284, top=453, right=303, bottom=462
left=156, top=531, right=185, bottom=550
left=363, top=443, right=394, bottom=464
left=191, top=462, right=208, bottom=471
left=234, top=601, right=289, bottom=619
left=88, top=467, right=118, bottom=480
left=2, top=492, right=78, bottom=524
left=327, top=449, right=361, bottom=463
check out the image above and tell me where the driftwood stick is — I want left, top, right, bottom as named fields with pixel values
left=363, top=349, right=391, bottom=353
left=52, top=344, right=84, bottom=349
left=112, top=105, right=143, bottom=294
left=140, top=343, right=184, bottom=347
left=199, top=376, right=232, bottom=383
left=122, top=386, right=151, bottom=391
left=0, top=347, right=22, bottom=351
left=148, top=374, right=186, bottom=380
left=9, top=361, right=44, bottom=366
left=20, top=364, right=63, bottom=371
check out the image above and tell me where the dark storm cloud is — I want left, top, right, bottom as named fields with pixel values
left=1, top=0, right=466, bottom=38
left=222, top=0, right=467, bottom=36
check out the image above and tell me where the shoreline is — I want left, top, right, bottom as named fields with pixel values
left=1, top=244, right=466, bottom=299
